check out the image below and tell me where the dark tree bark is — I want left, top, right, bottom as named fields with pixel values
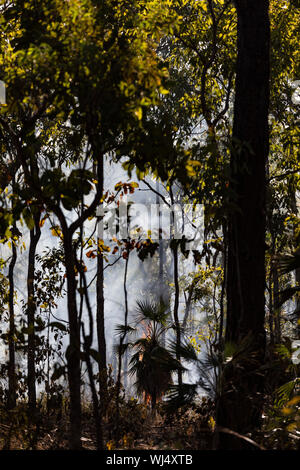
left=62, top=231, right=82, bottom=450
left=97, top=251, right=107, bottom=391
left=78, top=263, right=104, bottom=450
left=96, top=157, right=107, bottom=407
left=156, top=183, right=167, bottom=347
left=217, top=0, right=270, bottom=448
left=27, top=213, right=41, bottom=416
left=170, top=189, right=183, bottom=394
left=172, top=243, right=183, bottom=391
left=7, top=227, right=17, bottom=410
left=115, top=251, right=130, bottom=439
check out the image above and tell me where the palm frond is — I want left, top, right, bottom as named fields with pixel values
left=277, top=253, right=300, bottom=276
left=198, top=351, right=220, bottom=370
left=167, top=338, right=198, bottom=363
left=275, top=378, right=300, bottom=408
left=136, top=298, right=169, bottom=324
left=114, top=324, right=136, bottom=338
left=151, top=345, right=185, bottom=372
left=275, top=285, right=300, bottom=307
left=164, top=383, right=198, bottom=411
left=129, top=335, right=183, bottom=403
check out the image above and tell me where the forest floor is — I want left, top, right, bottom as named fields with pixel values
left=0, top=400, right=299, bottom=450
left=0, top=404, right=215, bottom=450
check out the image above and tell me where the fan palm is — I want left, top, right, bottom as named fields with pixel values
left=128, top=299, right=183, bottom=410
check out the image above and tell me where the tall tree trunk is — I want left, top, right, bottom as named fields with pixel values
left=7, top=227, right=17, bottom=410
left=96, top=157, right=107, bottom=407
left=116, top=251, right=130, bottom=439
left=27, top=213, right=41, bottom=416
left=169, top=189, right=183, bottom=396
left=217, top=0, right=270, bottom=448
left=79, top=262, right=104, bottom=450
left=172, top=242, right=183, bottom=393
left=156, top=182, right=166, bottom=347
left=63, top=231, right=82, bottom=450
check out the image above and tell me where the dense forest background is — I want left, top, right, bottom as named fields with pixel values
left=0, top=0, right=299, bottom=451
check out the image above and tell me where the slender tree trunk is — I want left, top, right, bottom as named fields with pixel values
left=116, top=252, right=129, bottom=438
left=172, top=243, right=183, bottom=392
left=96, top=252, right=107, bottom=391
left=27, top=213, right=41, bottom=416
left=217, top=0, right=270, bottom=448
left=83, top=328, right=103, bottom=450
left=156, top=183, right=166, bottom=347
left=93, top=157, right=107, bottom=405
left=63, top=231, right=82, bottom=450
left=169, top=189, right=183, bottom=395
left=96, top=157, right=107, bottom=406
left=77, top=206, right=104, bottom=450
left=46, top=308, right=51, bottom=421
left=7, top=228, right=17, bottom=410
